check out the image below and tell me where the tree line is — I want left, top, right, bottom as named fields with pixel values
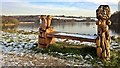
left=110, top=11, right=120, bottom=34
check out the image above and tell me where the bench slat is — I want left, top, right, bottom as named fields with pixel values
left=47, top=32, right=97, bottom=43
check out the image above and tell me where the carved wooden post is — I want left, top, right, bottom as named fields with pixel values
left=46, top=15, right=55, bottom=46
left=38, top=15, right=55, bottom=48
left=96, top=5, right=111, bottom=60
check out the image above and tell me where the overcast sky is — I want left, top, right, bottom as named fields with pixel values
left=1, top=0, right=119, bottom=16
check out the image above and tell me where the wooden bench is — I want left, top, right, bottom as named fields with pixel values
left=38, top=5, right=111, bottom=60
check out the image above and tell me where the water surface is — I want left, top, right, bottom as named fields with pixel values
left=3, top=22, right=120, bottom=36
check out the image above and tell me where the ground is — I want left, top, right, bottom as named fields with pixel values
left=0, top=30, right=120, bottom=67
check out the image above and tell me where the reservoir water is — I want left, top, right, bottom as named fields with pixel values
left=15, top=22, right=119, bottom=36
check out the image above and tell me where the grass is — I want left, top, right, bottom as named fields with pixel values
left=30, top=42, right=120, bottom=67
left=116, top=37, right=120, bottom=43
left=3, top=29, right=38, bottom=35
left=31, top=42, right=97, bottom=64
left=90, top=50, right=120, bottom=67
left=32, top=42, right=97, bottom=57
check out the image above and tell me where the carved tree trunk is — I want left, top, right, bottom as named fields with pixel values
left=38, top=15, right=55, bottom=48
left=96, top=5, right=111, bottom=60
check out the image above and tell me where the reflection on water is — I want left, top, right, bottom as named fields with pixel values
left=17, top=23, right=40, bottom=31
left=2, top=22, right=120, bottom=36
left=2, top=25, right=18, bottom=30
left=51, top=22, right=97, bottom=35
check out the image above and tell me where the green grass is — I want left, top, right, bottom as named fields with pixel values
left=32, top=42, right=97, bottom=57
left=30, top=42, right=120, bottom=67
left=3, top=29, right=38, bottom=35
left=116, top=37, right=120, bottom=43
left=31, top=42, right=97, bottom=64
left=91, top=50, right=120, bottom=67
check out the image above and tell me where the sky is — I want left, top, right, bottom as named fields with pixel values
left=1, top=0, right=119, bottom=16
